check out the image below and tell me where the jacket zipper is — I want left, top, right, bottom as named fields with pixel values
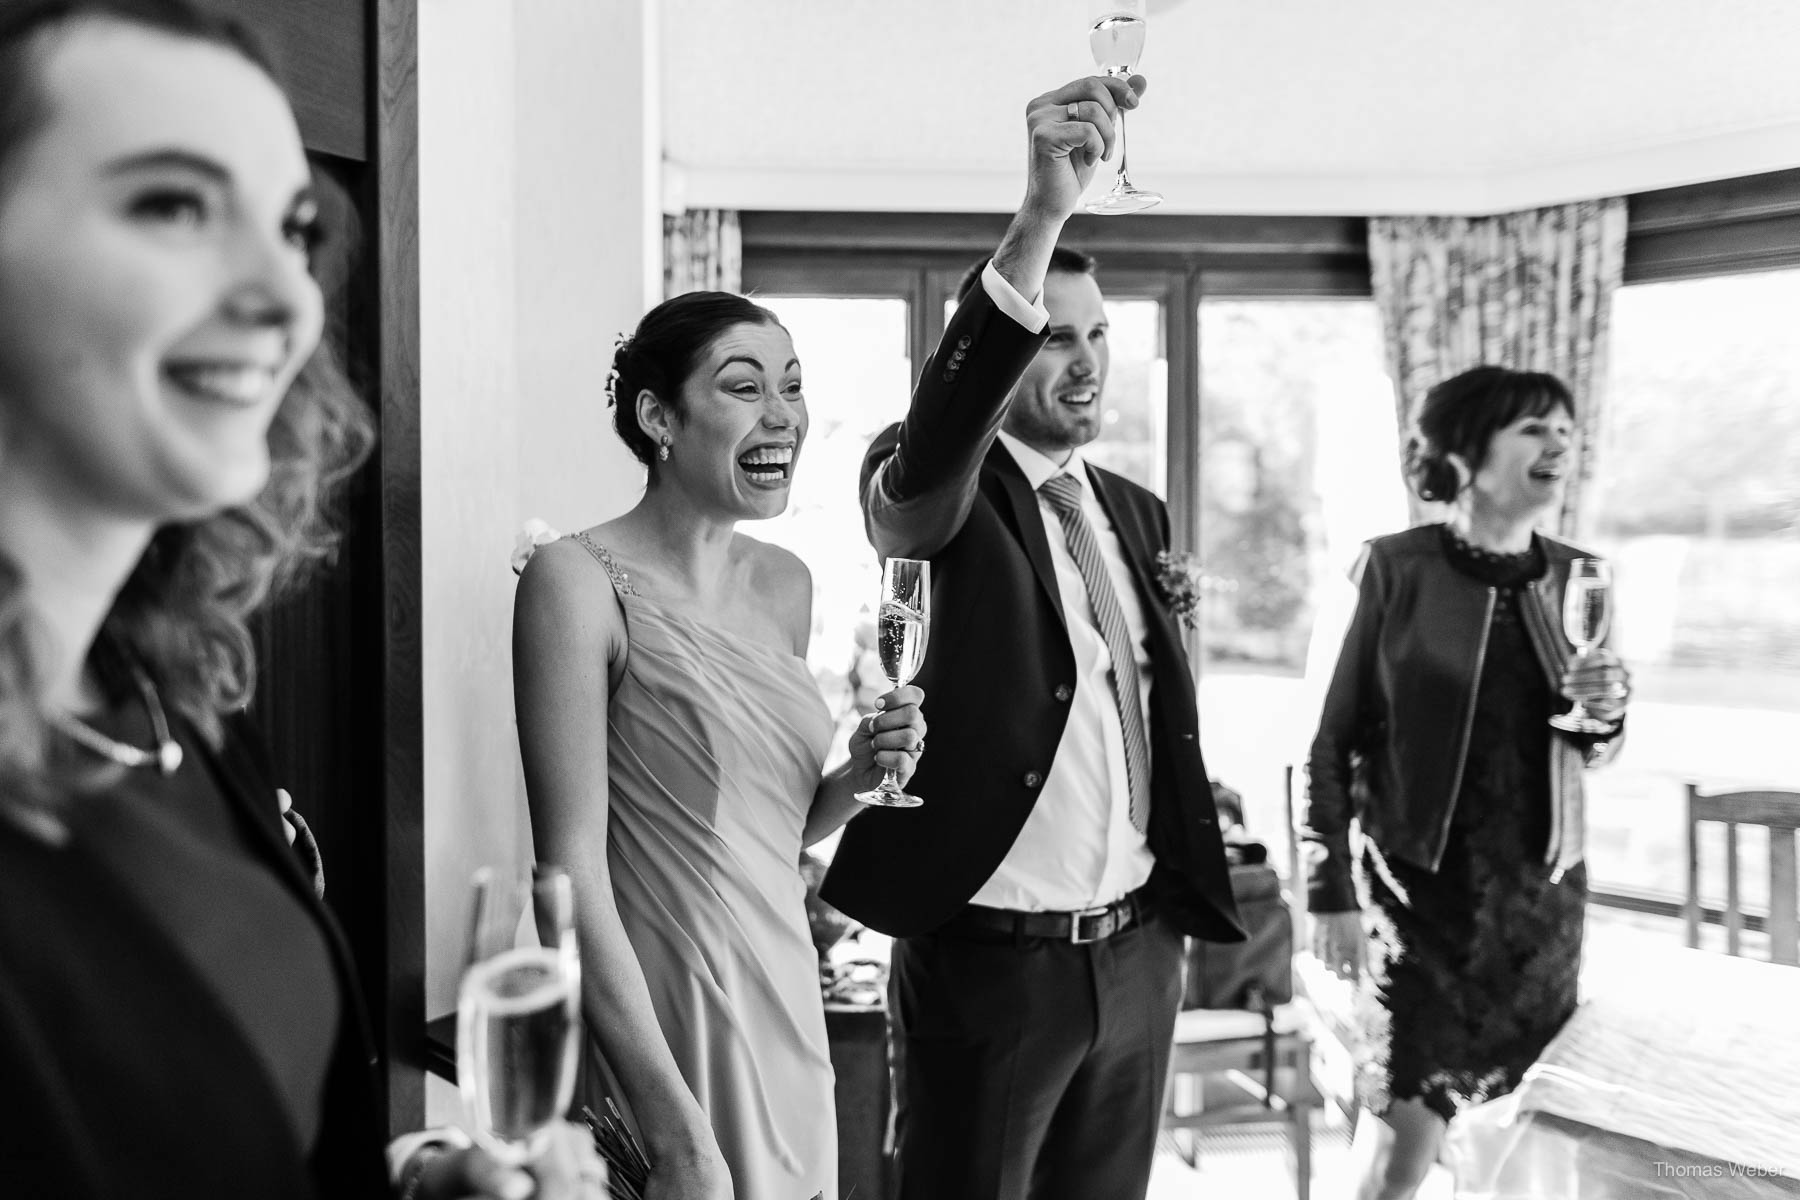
left=1444, top=586, right=1497, bottom=820
left=1524, top=576, right=1574, bottom=876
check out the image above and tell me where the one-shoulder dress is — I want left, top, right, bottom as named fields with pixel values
left=569, top=534, right=836, bottom=1200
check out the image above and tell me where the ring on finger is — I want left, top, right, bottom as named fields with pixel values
left=913, top=738, right=926, bottom=755
left=1067, top=101, right=1079, bottom=121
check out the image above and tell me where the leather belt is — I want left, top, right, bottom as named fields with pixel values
left=939, top=888, right=1151, bottom=945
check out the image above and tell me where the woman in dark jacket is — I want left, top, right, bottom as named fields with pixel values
left=1300, top=366, right=1630, bottom=1200
left=0, top=3, right=597, bottom=1195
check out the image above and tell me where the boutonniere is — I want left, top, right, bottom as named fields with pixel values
left=1154, top=550, right=1204, bottom=631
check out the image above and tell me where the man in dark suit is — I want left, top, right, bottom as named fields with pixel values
left=821, top=73, right=1246, bottom=1200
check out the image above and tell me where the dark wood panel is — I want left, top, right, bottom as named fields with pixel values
left=244, top=143, right=391, bottom=1124
left=1627, top=168, right=1800, bottom=232
left=376, top=0, right=424, bottom=1135
left=1624, top=168, right=1800, bottom=283
left=228, top=0, right=366, bottom=160
left=744, top=262, right=923, bottom=298
left=741, top=210, right=1369, bottom=262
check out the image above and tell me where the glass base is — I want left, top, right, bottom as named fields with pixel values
left=1085, top=184, right=1162, bottom=215
left=855, top=785, right=923, bottom=808
left=1549, top=710, right=1616, bottom=734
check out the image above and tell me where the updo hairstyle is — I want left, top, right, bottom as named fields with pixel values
left=1404, top=365, right=1575, bottom=503
left=607, top=291, right=783, bottom=469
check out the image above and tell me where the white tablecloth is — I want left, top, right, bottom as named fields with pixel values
left=1448, top=935, right=1800, bottom=1198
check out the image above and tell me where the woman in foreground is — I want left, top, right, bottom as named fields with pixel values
left=0, top=2, right=596, bottom=1194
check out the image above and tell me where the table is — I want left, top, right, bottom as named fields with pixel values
left=1447, top=936, right=1800, bottom=1198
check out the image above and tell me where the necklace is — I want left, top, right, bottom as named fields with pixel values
left=51, top=666, right=184, bottom=776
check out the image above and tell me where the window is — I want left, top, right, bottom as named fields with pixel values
left=1580, top=267, right=1800, bottom=945
left=943, top=293, right=1168, bottom=494
left=1194, top=299, right=1399, bottom=859
left=742, top=296, right=913, bottom=762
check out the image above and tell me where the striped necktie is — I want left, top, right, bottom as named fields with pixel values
left=1039, top=471, right=1152, bottom=834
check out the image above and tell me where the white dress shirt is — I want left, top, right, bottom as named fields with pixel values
left=969, top=430, right=1159, bottom=913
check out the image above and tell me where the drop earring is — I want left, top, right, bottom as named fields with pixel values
left=657, top=434, right=672, bottom=462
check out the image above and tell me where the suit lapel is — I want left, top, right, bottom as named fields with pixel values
left=199, top=725, right=382, bottom=1068
left=987, top=449, right=1067, bottom=630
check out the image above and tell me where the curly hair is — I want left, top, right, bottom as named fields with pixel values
left=608, top=290, right=783, bottom=470
left=0, top=0, right=376, bottom=809
left=1404, top=365, right=1575, bottom=504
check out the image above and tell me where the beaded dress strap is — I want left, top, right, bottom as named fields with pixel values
left=570, top=532, right=640, bottom=596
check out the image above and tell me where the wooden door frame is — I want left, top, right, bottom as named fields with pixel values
left=374, top=0, right=423, bottom=1133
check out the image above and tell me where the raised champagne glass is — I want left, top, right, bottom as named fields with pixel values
left=457, top=865, right=582, bottom=1166
left=1549, top=558, right=1622, bottom=733
left=855, top=557, right=930, bottom=808
left=1085, top=0, right=1162, bottom=215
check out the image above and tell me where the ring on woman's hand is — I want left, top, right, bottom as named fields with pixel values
left=913, top=739, right=925, bottom=754
left=1067, top=101, right=1079, bottom=122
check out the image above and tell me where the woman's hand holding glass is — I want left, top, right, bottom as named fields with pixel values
left=849, top=684, right=928, bottom=800
left=1560, top=647, right=1630, bottom=726
left=1551, top=558, right=1629, bottom=732
left=406, top=1125, right=607, bottom=1200
left=457, top=868, right=582, bottom=1169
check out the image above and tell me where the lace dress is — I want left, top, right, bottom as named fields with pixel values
left=1352, top=526, right=1587, bottom=1123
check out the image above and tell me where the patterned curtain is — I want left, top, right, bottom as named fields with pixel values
left=663, top=209, right=741, bottom=298
left=1368, top=199, right=1628, bottom=536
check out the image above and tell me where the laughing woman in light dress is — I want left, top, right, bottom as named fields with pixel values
left=513, top=292, right=927, bottom=1200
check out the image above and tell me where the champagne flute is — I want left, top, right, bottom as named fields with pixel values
left=855, top=557, right=930, bottom=808
left=457, top=865, right=581, bottom=1166
left=1085, top=0, right=1162, bottom=215
left=1549, top=558, right=1622, bottom=733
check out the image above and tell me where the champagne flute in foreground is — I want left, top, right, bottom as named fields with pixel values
left=1085, top=0, right=1162, bottom=215
left=457, top=865, right=581, bottom=1167
left=1549, top=558, right=1622, bottom=733
left=855, top=557, right=931, bottom=808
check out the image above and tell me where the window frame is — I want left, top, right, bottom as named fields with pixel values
left=741, top=212, right=1371, bottom=563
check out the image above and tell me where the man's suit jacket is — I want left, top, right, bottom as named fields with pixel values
left=822, top=282, right=1246, bottom=944
left=0, top=717, right=387, bottom=1198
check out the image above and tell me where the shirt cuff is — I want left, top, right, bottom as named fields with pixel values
left=980, top=261, right=1050, bottom=334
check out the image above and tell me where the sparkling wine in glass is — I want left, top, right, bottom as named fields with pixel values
left=1085, top=1, right=1162, bottom=215
left=1549, top=558, right=1621, bottom=733
left=457, top=866, right=581, bottom=1166
left=855, top=557, right=930, bottom=808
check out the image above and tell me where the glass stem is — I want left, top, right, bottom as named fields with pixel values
left=1114, top=108, right=1133, bottom=189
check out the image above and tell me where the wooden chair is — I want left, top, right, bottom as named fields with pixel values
left=1160, top=770, right=1321, bottom=1198
left=1162, top=1001, right=1320, bottom=1198
left=1684, top=784, right=1800, bottom=966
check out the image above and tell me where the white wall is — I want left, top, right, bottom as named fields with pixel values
left=419, top=0, right=657, bottom=1124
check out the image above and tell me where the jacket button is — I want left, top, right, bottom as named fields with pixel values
left=942, top=370, right=956, bottom=383
left=957, top=335, right=972, bottom=349
left=950, top=349, right=966, bottom=362
left=1053, top=684, right=1073, bottom=702
left=1022, top=771, right=1043, bottom=789
left=1180, top=732, right=1196, bottom=743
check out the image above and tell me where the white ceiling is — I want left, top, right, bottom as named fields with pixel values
left=660, top=0, right=1800, bottom=215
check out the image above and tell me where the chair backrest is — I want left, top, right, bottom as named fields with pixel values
left=1685, top=785, right=1800, bottom=966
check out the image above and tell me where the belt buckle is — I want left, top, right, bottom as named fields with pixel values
left=1069, top=904, right=1112, bottom=945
